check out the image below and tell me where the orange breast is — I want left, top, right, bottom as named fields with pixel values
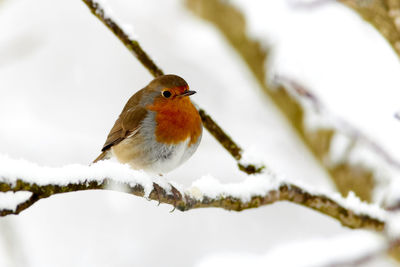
left=147, top=97, right=202, bottom=146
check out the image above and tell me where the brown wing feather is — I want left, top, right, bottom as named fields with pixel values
left=102, top=107, right=148, bottom=151
left=101, top=88, right=148, bottom=151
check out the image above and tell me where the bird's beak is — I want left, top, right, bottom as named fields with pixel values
left=179, top=90, right=196, bottom=97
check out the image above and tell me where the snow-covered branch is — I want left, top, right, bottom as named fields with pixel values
left=185, top=0, right=400, bottom=205
left=80, top=0, right=263, bottom=175
left=276, top=77, right=400, bottom=206
left=289, top=0, right=400, bottom=66
left=0, top=155, right=385, bottom=231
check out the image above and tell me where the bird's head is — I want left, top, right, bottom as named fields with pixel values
left=145, top=74, right=196, bottom=104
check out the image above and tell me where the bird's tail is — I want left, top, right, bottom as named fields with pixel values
left=93, top=150, right=110, bottom=163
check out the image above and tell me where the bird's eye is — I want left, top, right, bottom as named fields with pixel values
left=162, top=90, right=172, bottom=98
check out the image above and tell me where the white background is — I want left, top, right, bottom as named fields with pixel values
left=0, top=0, right=398, bottom=266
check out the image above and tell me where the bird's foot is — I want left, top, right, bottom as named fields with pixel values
left=169, top=186, right=182, bottom=213
left=152, top=183, right=164, bottom=206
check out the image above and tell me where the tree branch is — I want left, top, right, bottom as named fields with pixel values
left=80, top=0, right=263, bottom=174
left=0, top=168, right=385, bottom=230
left=0, top=193, right=39, bottom=216
left=82, top=0, right=164, bottom=77
left=185, top=0, right=400, bottom=203
left=288, top=0, right=400, bottom=60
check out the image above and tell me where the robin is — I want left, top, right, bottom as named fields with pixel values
left=94, top=74, right=203, bottom=174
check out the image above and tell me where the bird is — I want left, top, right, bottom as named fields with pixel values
left=93, top=74, right=202, bottom=174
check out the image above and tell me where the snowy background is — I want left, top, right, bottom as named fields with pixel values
left=0, top=0, right=399, bottom=266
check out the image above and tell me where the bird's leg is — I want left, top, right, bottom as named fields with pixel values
left=152, top=183, right=163, bottom=206
left=169, top=186, right=182, bottom=213
left=154, top=174, right=164, bottom=205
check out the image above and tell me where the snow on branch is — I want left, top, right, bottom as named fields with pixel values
left=185, top=0, right=400, bottom=204
left=288, top=0, right=400, bottom=59
left=80, top=0, right=264, bottom=175
left=290, top=0, right=400, bottom=60
left=339, top=0, right=400, bottom=58
left=277, top=77, right=400, bottom=208
left=0, top=155, right=385, bottom=231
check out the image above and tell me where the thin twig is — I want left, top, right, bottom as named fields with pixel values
left=0, top=193, right=39, bottom=216
left=81, top=0, right=163, bottom=77
left=80, top=0, right=263, bottom=174
left=198, top=109, right=264, bottom=174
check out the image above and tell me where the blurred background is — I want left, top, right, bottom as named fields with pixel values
left=0, top=0, right=399, bottom=266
